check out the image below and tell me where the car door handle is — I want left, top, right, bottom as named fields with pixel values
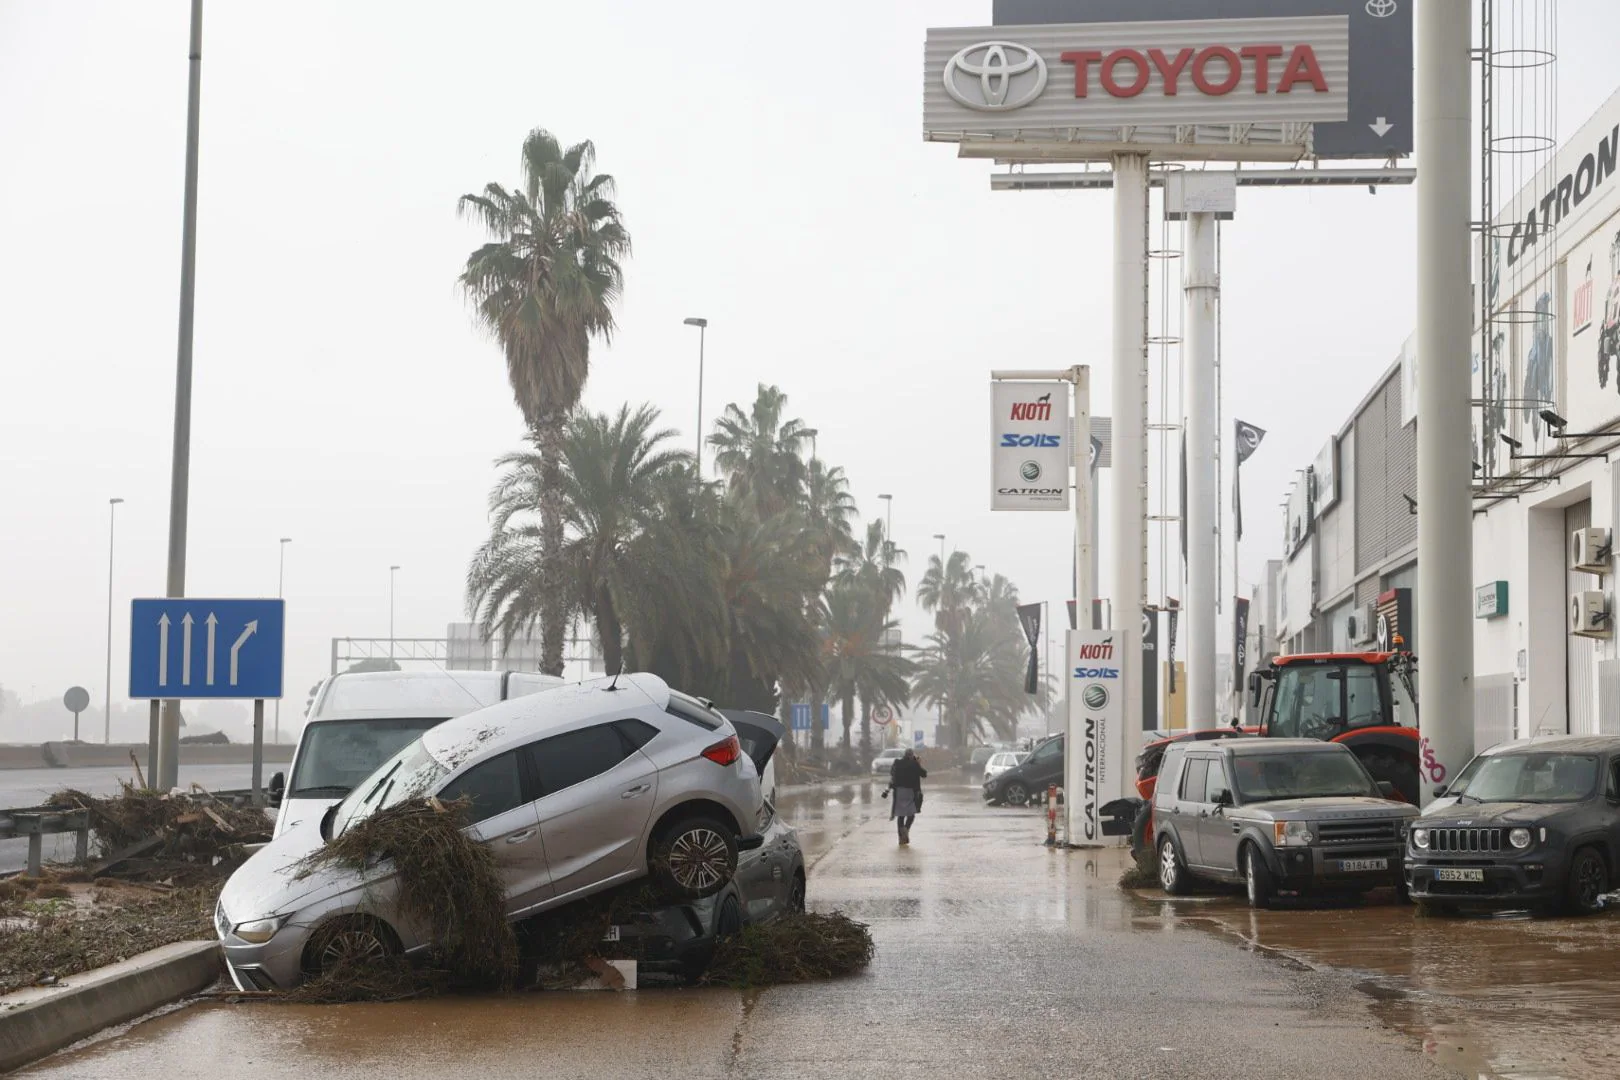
left=505, top=828, right=538, bottom=845
left=621, top=784, right=652, bottom=799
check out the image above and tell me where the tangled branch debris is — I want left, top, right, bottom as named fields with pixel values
left=700, top=911, right=874, bottom=988
left=297, top=797, right=518, bottom=990
left=0, top=883, right=214, bottom=995
left=45, top=785, right=271, bottom=879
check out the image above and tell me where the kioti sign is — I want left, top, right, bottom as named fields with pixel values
left=991, top=380, right=1070, bottom=511
left=1067, top=629, right=1126, bottom=846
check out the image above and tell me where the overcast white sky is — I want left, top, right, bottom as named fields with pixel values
left=4, top=1, right=1619, bottom=738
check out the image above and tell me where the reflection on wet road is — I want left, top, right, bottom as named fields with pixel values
left=21, top=782, right=1454, bottom=1079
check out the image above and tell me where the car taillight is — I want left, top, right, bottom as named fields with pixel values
left=702, top=735, right=741, bottom=767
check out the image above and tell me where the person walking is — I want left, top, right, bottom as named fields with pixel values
left=889, top=748, right=927, bottom=845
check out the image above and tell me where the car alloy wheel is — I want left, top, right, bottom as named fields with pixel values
left=1568, top=848, right=1609, bottom=914
left=789, top=873, right=807, bottom=913
left=668, top=826, right=732, bottom=894
left=1159, top=839, right=1180, bottom=893
left=305, top=918, right=395, bottom=976
left=1003, top=781, right=1030, bottom=807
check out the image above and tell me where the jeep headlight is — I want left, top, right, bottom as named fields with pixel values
left=1273, top=820, right=1313, bottom=847
left=1410, top=827, right=1430, bottom=850
left=1508, top=827, right=1533, bottom=850
left=231, top=915, right=290, bottom=944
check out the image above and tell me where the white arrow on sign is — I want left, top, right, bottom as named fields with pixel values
left=181, top=614, right=194, bottom=686
left=229, top=620, right=258, bottom=686
left=205, top=613, right=218, bottom=686
left=1369, top=117, right=1394, bottom=137
left=157, top=614, right=171, bottom=687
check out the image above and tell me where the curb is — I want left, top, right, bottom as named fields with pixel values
left=0, top=941, right=220, bottom=1073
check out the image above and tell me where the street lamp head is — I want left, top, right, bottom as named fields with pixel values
left=683, top=317, right=708, bottom=328
left=390, top=564, right=401, bottom=572
left=280, top=537, right=292, bottom=544
left=932, top=533, right=945, bottom=541
left=109, top=497, right=124, bottom=505
left=878, top=493, right=892, bottom=500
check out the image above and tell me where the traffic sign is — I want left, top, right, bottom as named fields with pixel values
left=871, top=704, right=895, bottom=726
left=63, top=686, right=89, bottom=713
left=129, top=598, right=285, bottom=700
left=790, top=703, right=831, bottom=731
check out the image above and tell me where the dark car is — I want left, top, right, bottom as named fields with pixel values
left=1154, top=739, right=1416, bottom=907
left=983, top=734, right=1062, bottom=806
left=1405, top=735, right=1620, bottom=914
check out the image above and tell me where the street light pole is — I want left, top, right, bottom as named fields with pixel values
left=931, top=533, right=947, bottom=746
left=389, top=565, right=400, bottom=660
left=157, top=0, right=206, bottom=792
left=275, top=537, right=291, bottom=742
left=104, top=497, right=124, bottom=745
left=877, top=494, right=893, bottom=565
left=684, top=317, right=708, bottom=477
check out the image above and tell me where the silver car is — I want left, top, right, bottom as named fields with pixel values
left=216, top=673, right=781, bottom=991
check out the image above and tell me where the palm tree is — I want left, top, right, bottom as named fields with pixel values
left=917, top=550, right=983, bottom=637
left=458, top=129, right=630, bottom=674
left=801, top=458, right=858, bottom=576
left=822, top=580, right=916, bottom=756
left=709, top=385, right=816, bottom=519
left=835, top=519, right=907, bottom=618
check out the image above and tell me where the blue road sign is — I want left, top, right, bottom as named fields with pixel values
left=914, top=729, right=925, bottom=747
left=130, top=598, right=285, bottom=700
left=789, top=704, right=831, bottom=731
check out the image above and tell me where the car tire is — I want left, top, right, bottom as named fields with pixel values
left=681, top=894, right=743, bottom=984
left=1394, top=877, right=1414, bottom=905
left=1564, top=846, right=1609, bottom=915
left=1360, top=750, right=1419, bottom=805
left=789, top=871, right=807, bottom=914
left=302, top=915, right=400, bottom=977
left=1243, top=845, right=1274, bottom=909
left=1159, top=836, right=1192, bottom=895
left=1002, top=781, right=1030, bottom=807
left=652, top=814, right=739, bottom=901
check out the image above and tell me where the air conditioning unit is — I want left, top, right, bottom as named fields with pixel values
left=1346, top=602, right=1377, bottom=645
left=1570, top=527, right=1612, bottom=574
left=1571, top=591, right=1611, bottom=638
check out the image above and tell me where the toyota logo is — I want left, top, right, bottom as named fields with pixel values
left=942, top=41, right=1047, bottom=112
left=1365, top=0, right=1397, bottom=16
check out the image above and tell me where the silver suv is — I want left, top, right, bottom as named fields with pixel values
left=216, top=673, right=780, bottom=991
left=1153, top=739, right=1417, bottom=908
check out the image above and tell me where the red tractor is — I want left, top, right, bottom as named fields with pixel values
left=1246, top=648, right=1421, bottom=804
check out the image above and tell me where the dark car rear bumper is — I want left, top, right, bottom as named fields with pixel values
left=1406, top=856, right=1567, bottom=905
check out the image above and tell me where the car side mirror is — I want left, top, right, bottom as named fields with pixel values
left=1213, top=789, right=1233, bottom=808
left=1432, top=785, right=1448, bottom=799
left=268, top=771, right=285, bottom=805
left=1376, top=780, right=1397, bottom=800
left=1247, top=672, right=1263, bottom=707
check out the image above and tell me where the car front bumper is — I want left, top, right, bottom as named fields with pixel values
left=220, top=929, right=309, bottom=992
left=1267, top=843, right=1407, bottom=891
left=1406, top=853, right=1567, bottom=905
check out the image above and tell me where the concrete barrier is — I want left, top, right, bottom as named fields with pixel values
left=3, top=743, right=293, bottom=771
left=0, top=941, right=220, bottom=1072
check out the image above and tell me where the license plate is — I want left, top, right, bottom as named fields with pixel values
left=602, top=926, right=622, bottom=942
left=1435, top=867, right=1485, bottom=882
left=1338, top=858, right=1388, bottom=872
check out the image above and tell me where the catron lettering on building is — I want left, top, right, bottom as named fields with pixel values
left=1058, top=44, right=1329, bottom=100
left=1506, top=124, right=1620, bottom=268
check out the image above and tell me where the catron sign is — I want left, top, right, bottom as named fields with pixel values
left=1067, top=629, right=1126, bottom=846
left=991, top=380, right=1069, bottom=511
left=925, top=17, right=1349, bottom=137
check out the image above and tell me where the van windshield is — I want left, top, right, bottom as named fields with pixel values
left=330, top=738, right=450, bottom=838
left=290, top=717, right=448, bottom=798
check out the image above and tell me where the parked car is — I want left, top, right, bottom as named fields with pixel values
left=967, top=745, right=998, bottom=774
left=871, top=748, right=906, bottom=775
left=270, top=669, right=563, bottom=837
left=1154, top=739, right=1417, bottom=908
left=982, top=751, right=1026, bottom=783
left=1406, top=734, right=1620, bottom=915
left=983, top=734, right=1063, bottom=806
left=216, top=673, right=781, bottom=991
left=614, top=796, right=805, bottom=980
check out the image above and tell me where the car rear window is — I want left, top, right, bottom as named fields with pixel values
left=665, top=691, right=722, bottom=730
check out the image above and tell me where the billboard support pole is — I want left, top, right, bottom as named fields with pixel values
left=1184, top=210, right=1220, bottom=731
left=1112, top=153, right=1149, bottom=770
left=1415, top=0, right=1475, bottom=802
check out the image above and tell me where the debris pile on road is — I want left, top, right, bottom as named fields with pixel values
left=45, top=785, right=271, bottom=880
left=1118, top=847, right=1159, bottom=890
left=297, top=796, right=518, bottom=992
left=701, top=911, right=874, bottom=988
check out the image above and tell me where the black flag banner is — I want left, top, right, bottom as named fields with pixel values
left=1233, top=420, right=1267, bottom=541
left=1017, top=603, right=1042, bottom=695
left=1233, top=596, right=1251, bottom=691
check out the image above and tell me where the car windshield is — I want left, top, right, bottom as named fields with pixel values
left=290, top=717, right=447, bottom=798
left=1231, top=752, right=1375, bottom=802
left=329, top=737, right=450, bottom=837
left=1451, top=753, right=1598, bottom=803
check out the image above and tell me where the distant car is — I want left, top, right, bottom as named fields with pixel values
left=1406, top=735, right=1620, bottom=915
left=271, top=669, right=564, bottom=838
left=871, top=748, right=906, bottom=775
left=614, top=797, right=805, bottom=980
left=982, top=751, right=1026, bottom=783
left=1154, top=739, right=1417, bottom=908
left=216, top=674, right=781, bottom=991
left=967, top=746, right=997, bottom=773
left=983, top=735, right=1063, bottom=806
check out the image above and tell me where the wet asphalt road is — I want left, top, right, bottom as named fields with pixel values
left=18, top=779, right=1457, bottom=1080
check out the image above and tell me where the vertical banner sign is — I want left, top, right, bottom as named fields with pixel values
left=1067, top=629, right=1126, bottom=847
left=1141, top=610, right=1159, bottom=732
left=1166, top=600, right=1181, bottom=695
left=1017, top=603, right=1042, bottom=694
left=1233, top=420, right=1267, bottom=541
left=991, top=381, right=1070, bottom=511
left=1233, top=597, right=1251, bottom=692
left=1065, top=600, right=1077, bottom=630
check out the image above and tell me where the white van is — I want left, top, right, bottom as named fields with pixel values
left=269, top=669, right=563, bottom=837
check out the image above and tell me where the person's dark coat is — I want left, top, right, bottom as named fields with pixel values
left=890, top=754, right=927, bottom=791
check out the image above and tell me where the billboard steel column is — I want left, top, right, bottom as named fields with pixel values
left=1184, top=211, right=1218, bottom=731
left=1112, top=153, right=1148, bottom=765
left=1416, top=0, right=1474, bottom=801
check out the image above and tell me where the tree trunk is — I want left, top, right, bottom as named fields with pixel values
left=859, top=698, right=872, bottom=761
left=811, top=695, right=825, bottom=755
left=535, top=415, right=568, bottom=676
left=841, top=693, right=854, bottom=749
left=595, top=584, right=622, bottom=676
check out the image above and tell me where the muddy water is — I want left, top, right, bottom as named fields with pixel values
left=1150, top=889, right=1620, bottom=1079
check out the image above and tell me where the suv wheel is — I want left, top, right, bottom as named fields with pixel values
left=651, top=815, right=739, bottom=900
left=1243, top=845, right=1274, bottom=909
left=1002, top=781, right=1030, bottom=807
left=1159, top=837, right=1191, bottom=895
left=1565, top=846, right=1609, bottom=915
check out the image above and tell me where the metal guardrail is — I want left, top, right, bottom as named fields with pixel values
left=0, top=808, right=90, bottom=876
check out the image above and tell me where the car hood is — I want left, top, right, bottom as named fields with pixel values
left=271, top=796, right=343, bottom=839
left=1238, top=796, right=1418, bottom=821
left=1418, top=801, right=1580, bottom=826
left=218, top=813, right=383, bottom=926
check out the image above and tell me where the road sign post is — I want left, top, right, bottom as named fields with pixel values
left=63, top=687, right=89, bottom=742
left=252, top=698, right=265, bottom=807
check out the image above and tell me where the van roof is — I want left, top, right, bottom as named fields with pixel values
left=309, top=669, right=564, bottom=722
left=1172, top=738, right=1349, bottom=759
left=422, top=672, right=673, bottom=770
